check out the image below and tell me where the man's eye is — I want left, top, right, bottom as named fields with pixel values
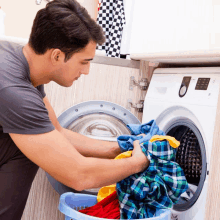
left=82, top=62, right=88, bottom=65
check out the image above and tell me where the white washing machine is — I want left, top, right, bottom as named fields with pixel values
left=47, top=66, right=220, bottom=220
left=143, top=67, right=220, bottom=220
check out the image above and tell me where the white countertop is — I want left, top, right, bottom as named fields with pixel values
left=130, top=49, right=220, bottom=65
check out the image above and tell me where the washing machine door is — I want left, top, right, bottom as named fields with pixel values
left=152, top=108, right=207, bottom=219
left=46, top=100, right=141, bottom=195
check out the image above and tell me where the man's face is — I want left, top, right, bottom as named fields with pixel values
left=53, top=40, right=96, bottom=87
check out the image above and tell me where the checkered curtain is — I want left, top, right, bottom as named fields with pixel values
left=97, top=0, right=126, bottom=57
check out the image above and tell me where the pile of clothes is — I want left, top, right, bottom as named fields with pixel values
left=79, top=120, right=189, bottom=219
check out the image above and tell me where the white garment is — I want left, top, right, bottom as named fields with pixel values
left=0, top=8, right=6, bottom=35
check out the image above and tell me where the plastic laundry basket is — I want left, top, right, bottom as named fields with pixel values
left=59, top=192, right=171, bottom=220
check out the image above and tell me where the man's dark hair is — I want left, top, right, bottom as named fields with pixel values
left=29, top=0, right=105, bottom=62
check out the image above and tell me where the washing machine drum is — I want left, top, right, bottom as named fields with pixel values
left=46, top=100, right=141, bottom=195
left=165, top=119, right=206, bottom=212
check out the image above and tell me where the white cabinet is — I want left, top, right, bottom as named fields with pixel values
left=121, top=0, right=220, bottom=63
left=131, top=0, right=212, bottom=53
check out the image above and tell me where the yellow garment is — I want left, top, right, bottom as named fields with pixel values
left=149, top=135, right=180, bottom=148
left=114, top=150, right=132, bottom=160
left=97, top=184, right=117, bottom=203
left=97, top=151, right=132, bottom=202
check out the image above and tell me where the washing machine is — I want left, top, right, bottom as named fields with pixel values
left=47, top=66, right=219, bottom=220
left=142, top=67, right=220, bottom=220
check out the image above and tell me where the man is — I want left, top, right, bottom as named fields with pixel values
left=0, top=0, right=149, bottom=219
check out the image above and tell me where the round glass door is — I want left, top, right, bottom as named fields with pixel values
left=67, top=113, right=131, bottom=142
left=46, top=101, right=141, bottom=195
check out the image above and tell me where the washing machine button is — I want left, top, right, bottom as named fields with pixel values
left=179, top=77, right=191, bottom=97
left=179, top=84, right=187, bottom=97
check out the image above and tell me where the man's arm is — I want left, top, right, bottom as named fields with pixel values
left=9, top=97, right=149, bottom=192
left=43, top=96, right=121, bottom=159
left=60, top=128, right=122, bottom=159
left=9, top=130, right=149, bottom=191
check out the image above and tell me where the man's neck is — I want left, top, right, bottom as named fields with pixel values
left=22, top=44, right=52, bottom=87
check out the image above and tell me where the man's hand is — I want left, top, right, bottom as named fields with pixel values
left=132, top=139, right=150, bottom=173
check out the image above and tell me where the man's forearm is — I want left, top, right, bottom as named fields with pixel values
left=78, top=140, right=150, bottom=191
left=79, top=156, right=141, bottom=191
left=59, top=127, right=121, bottom=159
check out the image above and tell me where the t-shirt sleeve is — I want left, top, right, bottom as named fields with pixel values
left=0, top=86, right=55, bottom=134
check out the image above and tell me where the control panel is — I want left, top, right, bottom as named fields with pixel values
left=150, top=68, right=220, bottom=107
left=195, top=78, right=210, bottom=90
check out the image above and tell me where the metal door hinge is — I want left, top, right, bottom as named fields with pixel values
left=127, top=99, right=144, bottom=112
left=129, top=76, right=148, bottom=91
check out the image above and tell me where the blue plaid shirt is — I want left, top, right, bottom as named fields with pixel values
left=116, top=120, right=188, bottom=219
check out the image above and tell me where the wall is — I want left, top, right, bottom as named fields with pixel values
left=1, top=0, right=47, bottom=38
left=0, top=0, right=98, bottom=39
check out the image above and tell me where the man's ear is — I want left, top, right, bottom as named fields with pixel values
left=51, top=49, right=64, bottom=65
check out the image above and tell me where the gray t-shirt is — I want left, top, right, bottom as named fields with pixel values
left=0, top=41, right=55, bottom=136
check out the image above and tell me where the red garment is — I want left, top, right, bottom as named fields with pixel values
left=79, top=191, right=120, bottom=219
left=98, top=2, right=101, bottom=11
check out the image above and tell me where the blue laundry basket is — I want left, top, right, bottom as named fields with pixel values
left=59, top=192, right=171, bottom=220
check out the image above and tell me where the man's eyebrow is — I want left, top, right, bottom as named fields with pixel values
left=84, top=58, right=93, bottom=61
